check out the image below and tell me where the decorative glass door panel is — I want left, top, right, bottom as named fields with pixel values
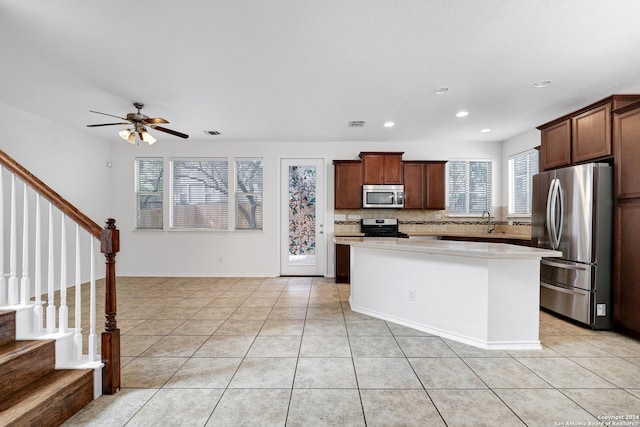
left=280, top=159, right=325, bottom=276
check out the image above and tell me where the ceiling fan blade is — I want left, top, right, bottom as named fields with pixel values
left=150, top=125, right=189, bottom=139
left=89, top=110, right=129, bottom=121
left=86, top=122, right=130, bottom=127
left=143, top=117, right=169, bottom=125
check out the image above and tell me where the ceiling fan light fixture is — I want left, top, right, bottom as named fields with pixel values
left=119, top=128, right=136, bottom=144
left=141, top=130, right=157, bottom=145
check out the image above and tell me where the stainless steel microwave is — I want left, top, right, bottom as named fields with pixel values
left=362, top=184, right=405, bottom=208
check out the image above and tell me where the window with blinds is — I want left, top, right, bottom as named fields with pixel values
left=448, top=160, right=492, bottom=215
left=135, top=158, right=164, bottom=229
left=508, top=149, right=539, bottom=216
left=170, top=159, right=228, bottom=229
left=235, top=159, right=263, bottom=230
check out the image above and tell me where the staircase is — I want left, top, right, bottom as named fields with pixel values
left=0, top=149, right=121, bottom=424
left=0, top=310, right=93, bottom=426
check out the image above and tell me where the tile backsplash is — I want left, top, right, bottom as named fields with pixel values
left=334, top=207, right=532, bottom=237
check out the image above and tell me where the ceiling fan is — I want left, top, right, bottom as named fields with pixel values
left=87, top=102, right=189, bottom=145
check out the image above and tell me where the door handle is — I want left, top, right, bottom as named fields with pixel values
left=541, top=259, right=588, bottom=271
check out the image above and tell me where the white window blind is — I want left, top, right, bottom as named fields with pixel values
left=170, top=159, right=228, bottom=229
left=135, top=158, right=164, bottom=229
left=448, top=160, right=492, bottom=215
left=508, top=149, right=539, bottom=216
left=235, top=159, right=263, bottom=230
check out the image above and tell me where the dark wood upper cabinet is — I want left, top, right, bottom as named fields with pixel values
left=538, top=95, right=640, bottom=171
left=402, top=162, right=424, bottom=209
left=424, top=161, right=446, bottom=210
left=572, top=103, right=612, bottom=164
left=613, top=103, right=640, bottom=199
left=333, top=160, right=362, bottom=209
left=540, top=120, right=572, bottom=170
left=360, top=152, right=403, bottom=184
left=402, top=161, right=446, bottom=210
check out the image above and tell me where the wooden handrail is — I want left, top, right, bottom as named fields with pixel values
left=0, top=149, right=102, bottom=238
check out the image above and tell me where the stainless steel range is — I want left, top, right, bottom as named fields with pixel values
left=361, top=218, right=409, bottom=238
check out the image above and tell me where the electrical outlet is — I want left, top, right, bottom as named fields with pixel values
left=408, top=290, right=416, bottom=302
left=334, top=214, right=346, bottom=221
left=434, top=214, right=442, bottom=219
left=348, top=214, right=361, bottom=220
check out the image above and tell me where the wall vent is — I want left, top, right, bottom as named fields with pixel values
left=203, top=130, right=221, bottom=135
left=349, top=121, right=366, bottom=127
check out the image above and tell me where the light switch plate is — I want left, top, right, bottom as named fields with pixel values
left=334, top=214, right=346, bottom=221
left=596, top=304, right=606, bottom=316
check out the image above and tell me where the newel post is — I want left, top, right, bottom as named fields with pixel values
left=101, top=218, right=120, bottom=395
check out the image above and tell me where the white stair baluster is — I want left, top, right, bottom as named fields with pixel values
left=59, top=215, right=68, bottom=333
left=8, top=175, right=18, bottom=305
left=0, top=166, right=5, bottom=306
left=20, top=183, right=30, bottom=305
left=46, top=204, right=56, bottom=333
left=74, top=224, right=82, bottom=360
left=88, top=236, right=96, bottom=361
left=34, top=196, right=43, bottom=333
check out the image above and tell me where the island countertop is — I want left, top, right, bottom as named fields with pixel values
left=349, top=238, right=562, bottom=260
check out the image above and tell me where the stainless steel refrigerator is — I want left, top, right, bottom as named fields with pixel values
left=531, top=163, right=613, bottom=329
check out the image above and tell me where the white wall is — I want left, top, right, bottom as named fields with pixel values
left=109, top=138, right=503, bottom=277
left=0, top=102, right=112, bottom=287
left=0, top=101, right=508, bottom=279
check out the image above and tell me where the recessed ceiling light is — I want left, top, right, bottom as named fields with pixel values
left=433, top=87, right=449, bottom=95
left=533, top=80, right=552, bottom=88
left=456, top=111, right=469, bottom=118
left=384, top=121, right=395, bottom=128
left=481, top=128, right=491, bottom=133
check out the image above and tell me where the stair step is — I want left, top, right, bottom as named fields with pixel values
left=0, top=340, right=55, bottom=401
left=0, top=368, right=94, bottom=427
left=0, top=311, right=16, bottom=346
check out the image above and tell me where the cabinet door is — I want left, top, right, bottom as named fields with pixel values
left=361, top=153, right=403, bottom=184
left=382, top=154, right=403, bottom=184
left=540, top=120, right=571, bottom=170
left=402, top=162, right=424, bottom=208
left=334, top=161, right=362, bottom=209
left=614, top=200, right=640, bottom=332
left=424, top=162, right=446, bottom=210
left=362, top=154, right=384, bottom=184
left=614, top=106, right=640, bottom=199
left=335, top=244, right=351, bottom=283
left=572, top=103, right=612, bottom=163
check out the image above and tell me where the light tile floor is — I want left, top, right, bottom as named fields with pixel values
left=64, top=276, right=640, bottom=426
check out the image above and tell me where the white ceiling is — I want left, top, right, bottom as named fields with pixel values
left=2, top=0, right=640, bottom=145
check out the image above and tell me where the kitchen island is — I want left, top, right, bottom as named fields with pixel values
left=348, top=238, right=562, bottom=350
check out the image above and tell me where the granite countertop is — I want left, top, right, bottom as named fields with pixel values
left=334, top=232, right=531, bottom=240
left=350, top=238, right=561, bottom=260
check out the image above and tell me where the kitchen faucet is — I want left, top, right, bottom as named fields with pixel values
left=482, top=210, right=495, bottom=234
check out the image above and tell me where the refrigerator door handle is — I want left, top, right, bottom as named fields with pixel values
left=546, top=179, right=556, bottom=248
left=541, top=259, right=589, bottom=271
left=556, top=179, right=564, bottom=247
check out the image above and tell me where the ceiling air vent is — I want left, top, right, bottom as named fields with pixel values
left=203, top=130, right=221, bottom=136
left=349, top=121, right=366, bottom=128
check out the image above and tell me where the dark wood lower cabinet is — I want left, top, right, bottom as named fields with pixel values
left=614, top=200, right=640, bottom=335
left=335, top=244, right=351, bottom=283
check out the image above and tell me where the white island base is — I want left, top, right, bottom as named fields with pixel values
left=348, top=239, right=562, bottom=350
